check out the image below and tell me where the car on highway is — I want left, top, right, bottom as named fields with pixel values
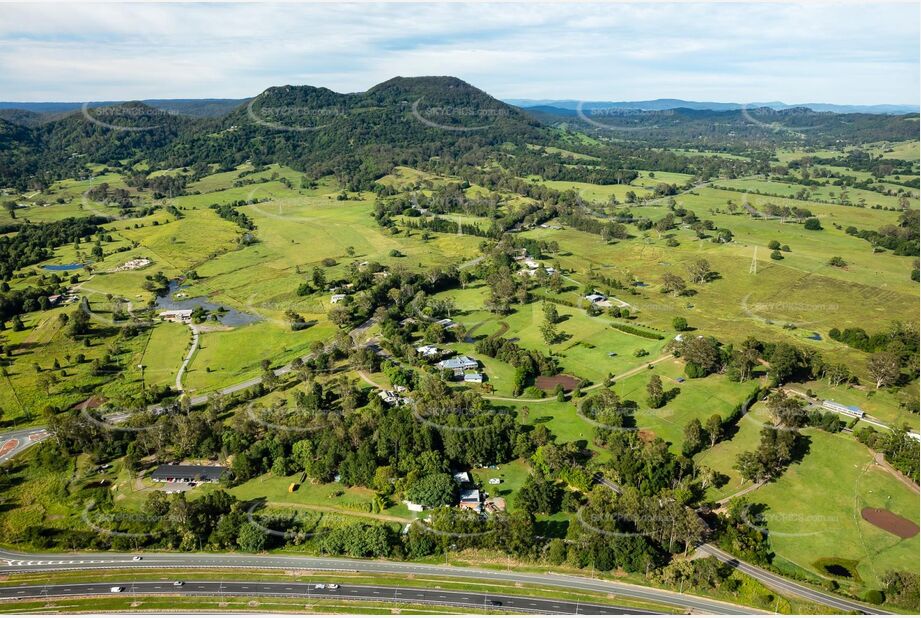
left=131, top=556, right=142, bottom=561
left=110, top=586, right=124, bottom=593
left=328, top=584, right=339, bottom=590
left=173, top=581, right=184, bottom=587
left=313, top=584, right=325, bottom=589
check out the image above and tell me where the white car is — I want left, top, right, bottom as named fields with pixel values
left=131, top=556, right=142, bottom=561
left=110, top=586, right=124, bottom=593
left=173, top=581, right=184, bottom=587
left=328, top=584, right=339, bottom=590
left=314, top=584, right=326, bottom=590
left=488, top=478, right=501, bottom=485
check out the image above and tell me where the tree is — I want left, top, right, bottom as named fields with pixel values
left=867, top=352, right=901, bottom=389
left=236, top=521, right=268, bottom=553
left=540, top=321, right=559, bottom=346
left=766, top=391, right=807, bottom=428
left=3, top=200, right=15, bottom=219
left=686, top=259, right=712, bottom=284
left=828, top=256, right=847, bottom=268
left=683, top=418, right=705, bottom=456
left=646, top=374, right=665, bottom=408
left=672, top=317, right=688, bottom=332
left=542, top=301, right=559, bottom=325
left=661, top=272, right=687, bottom=296
left=770, top=250, right=783, bottom=260
left=804, top=217, right=822, bottom=230
left=516, top=474, right=562, bottom=514
left=406, top=473, right=456, bottom=508
left=768, top=240, right=781, bottom=250
left=881, top=570, right=920, bottom=610
left=705, top=414, right=722, bottom=447
left=311, top=266, right=326, bottom=290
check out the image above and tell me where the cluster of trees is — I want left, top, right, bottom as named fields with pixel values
left=734, top=426, right=802, bottom=483
left=210, top=202, right=256, bottom=231
left=845, top=209, right=919, bottom=256
left=0, top=216, right=106, bottom=278
left=474, top=336, right=559, bottom=396
left=854, top=427, right=919, bottom=483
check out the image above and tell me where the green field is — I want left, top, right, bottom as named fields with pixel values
left=697, top=406, right=919, bottom=593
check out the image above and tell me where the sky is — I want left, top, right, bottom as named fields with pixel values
left=0, top=1, right=918, bottom=105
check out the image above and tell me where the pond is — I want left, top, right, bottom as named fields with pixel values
left=42, top=263, right=84, bottom=271
left=155, top=280, right=260, bottom=327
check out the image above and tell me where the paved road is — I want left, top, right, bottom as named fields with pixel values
left=697, top=544, right=889, bottom=615
left=0, top=580, right=645, bottom=614
left=0, top=427, right=49, bottom=465
left=591, top=479, right=887, bottom=615
left=0, top=549, right=758, bottom=615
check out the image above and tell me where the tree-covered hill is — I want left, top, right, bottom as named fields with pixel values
left=1, top=77, right=547, bottom=191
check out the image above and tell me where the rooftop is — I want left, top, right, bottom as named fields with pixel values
left=151, top=464, right=227, bottom=481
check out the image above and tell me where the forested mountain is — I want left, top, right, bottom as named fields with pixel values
left=524, top=105, right=920, bottom=148
left=1, top=77, right=545, bottom=191
left=0, top=76, right=917, bottom=191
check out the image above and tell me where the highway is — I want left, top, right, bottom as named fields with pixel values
left=0, top=548, right=759, bottom=614
left=0, top=580, right=647, bottom=614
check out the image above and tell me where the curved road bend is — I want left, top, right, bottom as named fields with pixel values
left=0, top=581, right=644, bottom=615
left=0, top=549, right=759, bottom=615
left=593, top=479, right=888, bottom=615
left=698, top=544, right=889, bottom=615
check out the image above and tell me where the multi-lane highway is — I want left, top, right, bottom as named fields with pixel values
left=0, top=548, right=759, bottom=614
left=0, top=580, right=647, bottom=614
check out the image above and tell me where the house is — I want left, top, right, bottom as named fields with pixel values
left=159, top=309, right=193, bottom=323
left=378, top=390, right=411, bottom=406
left=584, top=293, right=607, bottom=304
left=435, top=318, right=458, bottom=329
left=330, top=294, right=347, bottom=304
left=437, top=356, right=479, bottom=372
left=416, top=344, right=441, bottom=358
left=151, top=464, right=227, bottom=484
left=459, top=489, right=482, bottom=511
left=822, top=400, right=865, bottom=418
left=453, top=471, right=471, bottom=484
left=403, top=500, right=425, bottom=513
left=47, top=294, right=62, bottom=307
left=463, top=372, right=484, bottom=384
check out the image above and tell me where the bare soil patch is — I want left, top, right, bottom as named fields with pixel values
left=861, top=507, right=919, bottom=539
left=535, top=374, right=580, bottom=392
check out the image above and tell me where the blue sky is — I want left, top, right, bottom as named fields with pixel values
left=0, top=2, right=918, bottom=104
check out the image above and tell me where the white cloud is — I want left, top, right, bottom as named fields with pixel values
left=0, top=2, right=916, bottom=104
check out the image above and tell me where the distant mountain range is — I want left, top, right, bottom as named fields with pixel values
left=504, top=98, right=920, bottom=115
left=1, top=96, right=916, bottom=121
left=0, top=99, right=249, bottom=120
left=1, top=77, right=917, bottom=192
